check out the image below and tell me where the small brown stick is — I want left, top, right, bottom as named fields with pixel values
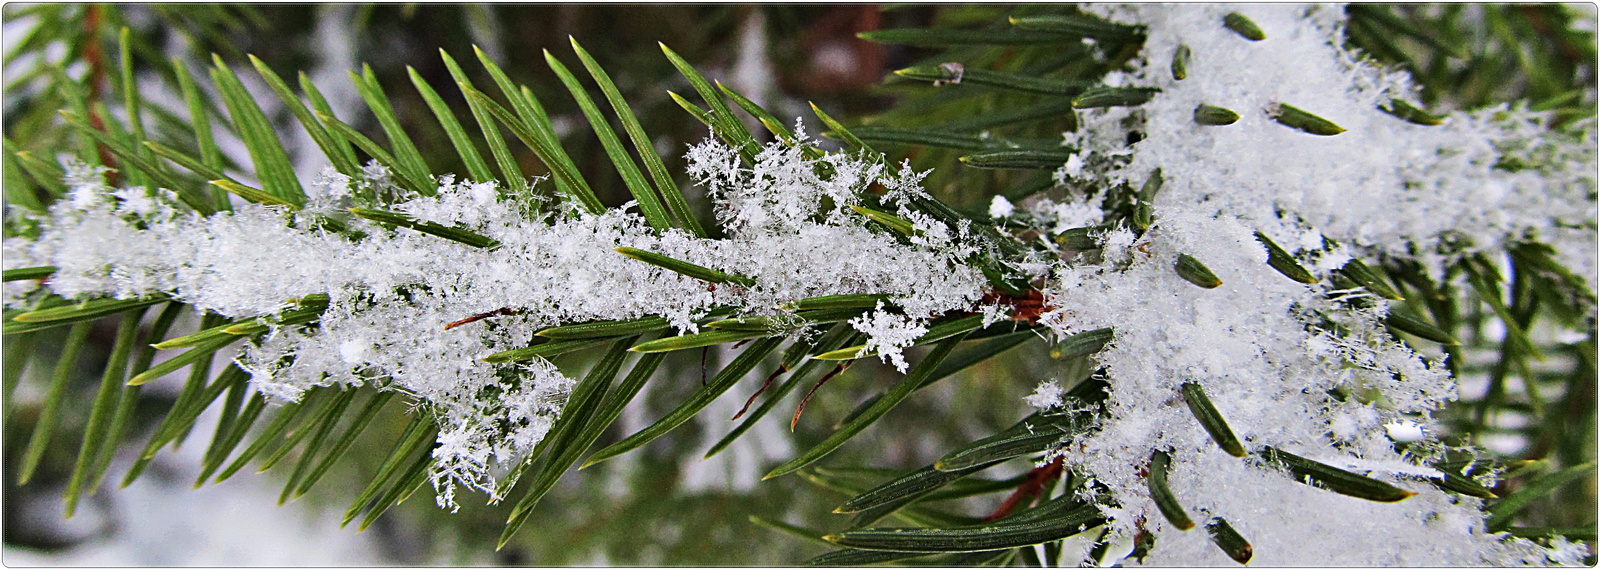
left=443, top=307, right=520, bottom=330
left=700, top=346, right=709, bottom=386
left=791, top=362, right=851, bottom=431
left=731, top=366, right=787, bottom=421
left=84, top=6, right=106, bottom=97
left=1129, top=519, right=1155, bottom=564
left=985, top=455, right=1065, bottom=521
left=980, top=289, right=1050, bottom=325
left=81, top=5, right=121, bottom=184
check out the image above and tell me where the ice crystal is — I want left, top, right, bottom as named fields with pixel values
left=1024, top=380, right=1065, bottom=411
left=987, top=195, right=1015, bottom=219
left=846, top=302, right=929, bottom=372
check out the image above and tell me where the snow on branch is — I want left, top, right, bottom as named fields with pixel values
left=1009, top=4, right=1595, bottom=565
left=4, top=132, right=986, bottom=508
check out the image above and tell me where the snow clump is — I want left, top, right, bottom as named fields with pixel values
left=4, top=133, right=987, bottom=508
left=1011, top=4, right=1594, bottom=565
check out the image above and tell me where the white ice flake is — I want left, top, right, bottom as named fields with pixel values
left=847, top=304, right=930, bottom=373
left=988, top=195, right=1015, bottom=219
left=1024, top=381, right=1064, bottom=410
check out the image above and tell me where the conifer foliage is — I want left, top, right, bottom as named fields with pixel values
left=3, top=3, right=1595, bottom=565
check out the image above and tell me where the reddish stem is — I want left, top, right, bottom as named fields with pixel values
left=82, top=4, right=120, bottom=183
left=731, top=365, right=786, bottom=421
left=985, top=456, right=1065, bottom=521
left=444, top=307, right=520, bottom=330
left=980, top=289, right=1049, bottom=325
left=790, top=362, right=850, bottom=431
left=83, top=5, right=106, bottom=98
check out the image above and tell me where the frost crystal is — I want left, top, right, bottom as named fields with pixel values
left=847, top=303, right=929, bottom=372
left=987, top=195, right=1015, bottom=219
left=1024, top=381, right=1064, bottom=410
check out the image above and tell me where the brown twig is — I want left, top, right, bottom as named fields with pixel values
left=444, top=307, right=521, bottom=330
left=731, top=365, right=786, bottom=421
left=791, top=362, right=851, bottom=431
left=81, top=4, right=120, bottom=185
left=985, top=455, right=1065, bottom=521
left=981, top=289, right=1049, bottom=325
left=700, top=346, right=709, bottom=386
left=83, top=6, right=107, bottom=95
